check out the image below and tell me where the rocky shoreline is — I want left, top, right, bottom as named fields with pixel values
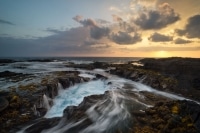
left=0, top=57, right=200, bottom=133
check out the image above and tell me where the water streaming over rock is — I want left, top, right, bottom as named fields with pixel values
left=43, top=94, right=50, bottom=110
left=17, top=69, right=200, bottom=133
left=57, top=82, right=63, bottom=91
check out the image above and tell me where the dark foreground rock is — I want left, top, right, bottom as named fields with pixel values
left=0, top=71, right=33, bottom=82
left=20, top=93, right=200, bottom=133
left=0, top=71, right=103, bottom=133
left=140, top=57, right=200, bottom=90
left=110, top=58, right=200, bottom=102
left=1, top=57, right=200, bottom=133
left=131, top=100, right=200, bottom=133
left=0, top=59, right=15, bottom=64
left=0, top=97, right=9, bottom=112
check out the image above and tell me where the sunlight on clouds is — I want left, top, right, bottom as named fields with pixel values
left=0, top=0, right=200, bottom=57
left=109, top=6, right=122, bottom=12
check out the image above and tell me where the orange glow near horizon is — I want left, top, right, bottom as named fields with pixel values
left=154, top=51, right=170, bottom=58
left=110, top=51, right=198, bottom=58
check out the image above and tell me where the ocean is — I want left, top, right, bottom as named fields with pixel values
left=0, top=57, right=142, bottom=90
left=0, top=56, right=143, bottom=63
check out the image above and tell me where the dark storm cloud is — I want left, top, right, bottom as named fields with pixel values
left=134, top=3, right=180, bottom=30
left=148, top=32, right=173, bottom=42
left=110, top=31, right=142, bottom=44
left=176, top=14, right=200, bottom=38
left=0, top=19, right=15, bottom=25
left=174, top=38, right=192, bottom=44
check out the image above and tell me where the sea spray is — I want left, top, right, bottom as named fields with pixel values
left=44, top=80, right=109, bottom=118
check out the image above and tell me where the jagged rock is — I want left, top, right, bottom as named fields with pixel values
left=58, top=78, right=71, bottom=88
left=140, top=57, right=200, bottom=91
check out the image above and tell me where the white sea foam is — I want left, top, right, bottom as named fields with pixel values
left=45, top=80, right=109, bottom=118
left=78, top=73, right=96, bottom=79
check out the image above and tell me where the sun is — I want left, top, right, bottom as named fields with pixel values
left=155, top=51, right=169, bottom=57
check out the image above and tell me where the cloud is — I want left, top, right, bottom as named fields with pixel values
left=44, top=28, right=65, bottom=34
left=73, top=16, right=97, bottom=27
left=134, top=3, right=180, bottom=30
left=148, top=32, right=173, bottom=42
left=0, top=19, right=15, bottom=26
left=72, top=15, right=83, bottom=22
left=110, top=31, right=142, bottom=44
left=174, top=38, right=192, bottom=44
left=176, top=14, right=200, bottom=38
left=96, top=19, right=110, bottom=25
left=73, top=15, right=110, bottom=39
left=90, top=26, right=110, bottom=39
left=136, top=46, right=200, bottom=52
left=0, top=25, right=114, bottom=57
left=112, top=14, right=123, bottom=22
left=109, top=6, right=122, bottom=12
left=0, top=27, right=94, bottom=57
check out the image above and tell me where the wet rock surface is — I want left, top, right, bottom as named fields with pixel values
left=0, top=71, right=35, bottom=85
left=0, top=57, right=200, bottom=133
left=0, top=71, right=96, bottom=133
left=110, top=59, right=200, bottom=102
left=24, top=94, right=106, bottom=133
left=21, top=91, right=200, bottom=133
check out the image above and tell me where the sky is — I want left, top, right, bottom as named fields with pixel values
left=0, top=0, right=200, bottom=57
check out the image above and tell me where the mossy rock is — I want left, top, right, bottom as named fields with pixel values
left=133, top=100, right=199, bottom=133
left=18, top=83, right=38, bottom=92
